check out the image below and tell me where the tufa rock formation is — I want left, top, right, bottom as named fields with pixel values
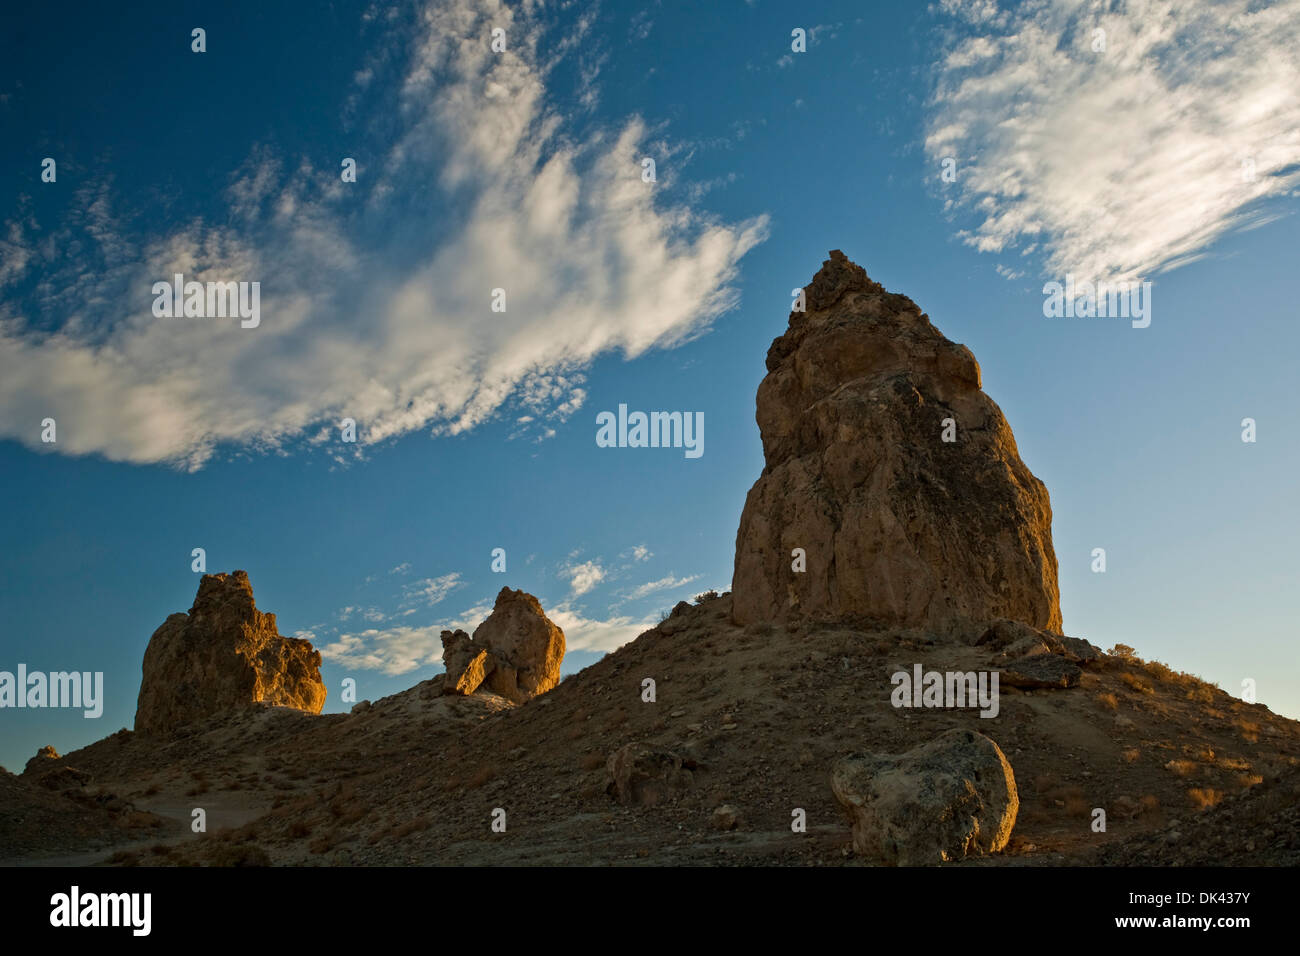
left=134, top=571, right=326, bottom=736
left=732, top=250, right=1061, bottom=637
left=441, top=588, right=565, bottom=704
left=831, top=728, right=1019, bottom=865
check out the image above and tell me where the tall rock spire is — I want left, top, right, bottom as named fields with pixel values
left=731, top=251, right=1062, bottom=636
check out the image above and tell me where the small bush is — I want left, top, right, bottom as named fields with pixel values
left=207, top=843, right=271, bottom=867
left=1120, top=672, right=1153, bottom=695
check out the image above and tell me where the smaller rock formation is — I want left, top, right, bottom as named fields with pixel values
left=1001, top=655, right=1081, bottom=690
left=606, top=743, right=697, bottom=806
left=473, top=588, right=566, bottom=703
left=831, top=729, right=1018, bottom=865
left=441, top=589, right=565, bottom=704
left=441, top=629, right=496, bottom=695
left=134, top=571, right=327, bottom=736
left=22, top=745, right=60, bottom=776
left=975, top=619, right=1096, bottom=688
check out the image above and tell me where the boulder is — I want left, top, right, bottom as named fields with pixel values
left=134, top=571, right=326, bottom=736
left=606, top=743, right=697, bottom=806
left=831, top=728, right=1019, bottom=865
left=440, top=629, right=496, bottom=696
left=732, top=251, right=1061, bottom=637
left=712, top=804, right=742, bottom=831
left=1058, top=635, right=1104, bottom=663
left=1001, top=654, right=1082, bottom=689
left=978, top=620, right=1103, bottom=664
left=472, top=588, right=565, bottom=703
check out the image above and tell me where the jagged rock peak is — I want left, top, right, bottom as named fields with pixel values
left=732, top=251, right=1061, bottom=637
left=134, top=571, right=326, bottom=736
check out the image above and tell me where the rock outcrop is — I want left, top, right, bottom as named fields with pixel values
left=732, top=250, right=1061, bottom=638
left=134, top=571, right=326, bottom=736
left=606, top=743, right=697, bottom=806
left=440, top=589, right=565, bottom=704
left=473, top=588, right=566, bottom=703
left=440, top=628, right=496, bottom=695
left=22, top=745, right=60, bottom=776
left=831, top=728, right=1019, bottom=865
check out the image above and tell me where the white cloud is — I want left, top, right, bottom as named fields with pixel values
left=624, top=573, right=700, bottom=601
left=545, top=603, right=656, bottom=654
left=0, top=0, right=767, bottom=469
left=318, top=624, right=447, bottom=676
left=402, top=572, right=464, bottom=607
left=316, top=592, right=656, bottom=673
left=564, top=559, right=606, bottom=597
left=927, top=0, right=1300, bottom=285
left=629, top=544, right=651, bottom=562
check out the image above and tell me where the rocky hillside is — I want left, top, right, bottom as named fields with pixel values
left=3, top=252, right=1296, bottom=867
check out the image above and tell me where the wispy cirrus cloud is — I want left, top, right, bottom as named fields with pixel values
left=623, top=573, right=700, bottom=601
left=401, top=572, right=465, bottom=608
left=0, top=0, right=766, bottom=469
left=926, top=0, right=1300, bottom=285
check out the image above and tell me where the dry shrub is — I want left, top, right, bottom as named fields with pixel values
left=286, top=820, right=312, bottom=839
left=1109, top=644, right=1139, bottom=662
left=1164, top=759, right=1197, bottom=777
left=390, top=816, right=430, bottom=839
left=1121, top=748, right=1141, bottom=764
left=206, top=842, right=271, bottom=867
left=1234, top=718, right=1261, bottom=743
left=1139, top=794, right=1161, bottom=815
left=1097, top=692, right=1119, bottom=711
left=1120, top=672, right=1154, bottom=695
left=1187, top=788, right=1222, bottom=811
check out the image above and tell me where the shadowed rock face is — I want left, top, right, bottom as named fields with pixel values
left=732, top=250, right=1061, bottom=636
left=134, top=571, right=326, bottom=736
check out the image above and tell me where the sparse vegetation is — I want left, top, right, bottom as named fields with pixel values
left=1120, top=672, right=1154, bottom=695
left=1187, top=787, right=1222, bottom=811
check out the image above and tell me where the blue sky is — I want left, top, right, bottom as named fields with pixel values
left=2, top=0, right=1298, bottom=772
